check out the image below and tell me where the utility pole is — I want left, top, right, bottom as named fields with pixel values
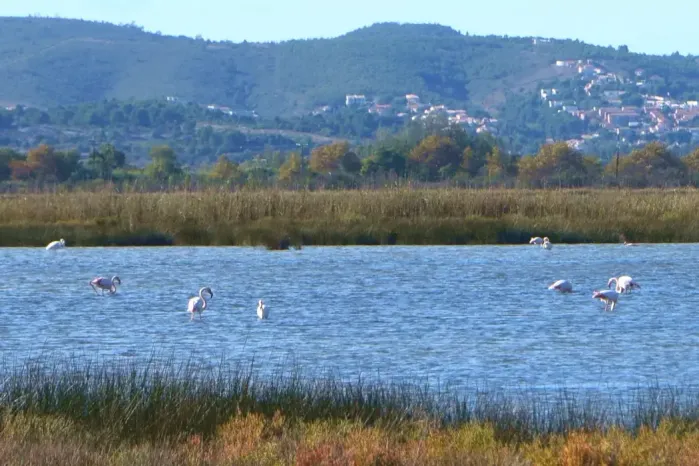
left=615, top=132, right=620, bottom=188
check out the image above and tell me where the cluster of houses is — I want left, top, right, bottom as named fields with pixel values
left=166, top=96, right=260, bottom=119
left=168, top=56, right=699, bottom=154
left=341, top=93, right=500, bottom=135
left=541, top=60, right=699, bottom=149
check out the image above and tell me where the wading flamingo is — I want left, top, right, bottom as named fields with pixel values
left=592, top=289, right=619, bottom=311
left=46, top=239, right=66, bottom=250
left=188, top=287, right=213, bottom=319
left=90, top=276, right=121, bottom=295
left=542, top=237, right=553, bottom=250
left=529, top=237, right=543, bottom=245
left=608, top=276, right=640, bottom=294
left=257, top=299, right=269, bottom=319
left=548, top=279, right=573, bottom=293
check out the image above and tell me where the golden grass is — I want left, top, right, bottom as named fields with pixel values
left=5, top=413, right=699, bottom=465
left=1, top=187, right=699, bottom=246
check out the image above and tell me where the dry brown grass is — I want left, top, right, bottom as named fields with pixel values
left=5, top=414, right=699, bottom=465
left=1, top=187, right=698, bottom=246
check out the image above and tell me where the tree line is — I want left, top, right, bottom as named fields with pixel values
left=1, top=122, right=699, bottom=190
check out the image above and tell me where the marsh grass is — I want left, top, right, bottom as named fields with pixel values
left=3, top=356, right=699, bottom=464
left=1, top=188, right=699, bottom=246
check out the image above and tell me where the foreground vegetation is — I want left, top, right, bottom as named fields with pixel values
left=1, top=188, right=698, bottom=247
left=3, top=357, right=699, bottom=464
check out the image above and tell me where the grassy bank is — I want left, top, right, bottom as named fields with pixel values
left=2, top=357, right=699, bottom=464
left=1, top=188, right=699, bottom=247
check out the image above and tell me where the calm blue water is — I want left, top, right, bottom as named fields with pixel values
left=0, top=244, right=698, bottom=392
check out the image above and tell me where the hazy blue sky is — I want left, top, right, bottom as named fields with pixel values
left=4, top=0, right=697, bottom=55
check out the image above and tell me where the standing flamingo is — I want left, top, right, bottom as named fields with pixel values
left=529, top=237, right=543, bottom=245
left=542, top=237, right=553, bottom=249
left=592, top=289, right=619, bottom=311
left=90, top=276, right=121, bottom=295
left=257, top=299, right=269, bottom=319
left=187, top=287, right=213, bottom=319
left=46, top=239, right=66, bottom=250
left=608, top=276, right=640, bottom=294
left=548, top=279, right=573, bottom=292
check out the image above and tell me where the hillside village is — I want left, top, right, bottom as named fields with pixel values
left=304, top=58, right=699, bottom=153
left=543, top=59, right=699, bottom=150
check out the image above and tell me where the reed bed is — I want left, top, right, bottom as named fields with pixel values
left=1, top=188, right=699, bottom=247
left=2, top=356, right=699, bottom=464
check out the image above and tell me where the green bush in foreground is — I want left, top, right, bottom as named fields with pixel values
left=2, top=356, right=699, bottom=464
left=0, top=355, right=697, bottom=444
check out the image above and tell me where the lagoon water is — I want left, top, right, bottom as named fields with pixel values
left=1, top=244, right=698, bottom=392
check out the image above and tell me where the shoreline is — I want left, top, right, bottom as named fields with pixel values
left=2, top=188, right=699, bottom=247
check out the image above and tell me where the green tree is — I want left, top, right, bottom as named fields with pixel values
left=361, top=147, right=407, bottom=177
left=309, top=141, right=350, bottom=174
left=409, top=135, right=461, bottom=180
left=0, top=148, right=22, bottom=181
left=86, top=143, right=126, bottom=180
left=278, top=152, right=306, bottom=184
left=684, top=148, right=699, bottom=185
left=145, top=145, right=181, bottom=181
left=340, top=151, right=361, bottom=174
left=517, top=142, right=592, bottom=187
left=485, top=146, right=508, bottom=182
left=209, top=155, right=242, bottom=182
left=610, top=142, right=686, bottom=187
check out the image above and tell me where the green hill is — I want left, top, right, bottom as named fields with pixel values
left=4, top=17, right=699, bottom=118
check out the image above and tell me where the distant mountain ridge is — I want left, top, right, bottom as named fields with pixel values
left=1, top=17, right=699, bottom=119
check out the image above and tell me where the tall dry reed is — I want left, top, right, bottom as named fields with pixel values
left=1, top=188, right=698, bottom=246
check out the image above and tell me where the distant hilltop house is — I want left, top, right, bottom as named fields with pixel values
left=368, top=104, right=392, bottom=116
left=204, top=103, right=258, bottom=118
left=405, top=94, right=422, bottom=113
left=540, top=88, right=558, bottom=101
left=345, top=94, right=367, bottom=106
left=597, top=106, right=641, bottom=127
left=312, top=105, right=331, bottom=115
left=405, top=94, right=420, bottom=104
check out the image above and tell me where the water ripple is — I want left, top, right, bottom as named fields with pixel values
left=0, top=244, right=698, bottom=391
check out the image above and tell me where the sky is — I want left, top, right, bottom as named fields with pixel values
left=3, top=0, right=698, bottom=56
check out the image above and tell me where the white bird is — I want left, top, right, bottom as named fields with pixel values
left=623, top=241, right=638, bottom=247
left=542, top=237, right=553, bottom=249
left=529, top=237, right=543, bottom=245
left=257, top=299, right=269, bottom=319
left=593, top=289, right=619, bottom=311
left=548, top=279, right=573, bottom=292
left=46, top=238, right=66, bottom=250
left=608, top=275, right=641, bottom=294
left=90, top=276, right=121, bottom=295
left=187, top=287, right=213, bottom=319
